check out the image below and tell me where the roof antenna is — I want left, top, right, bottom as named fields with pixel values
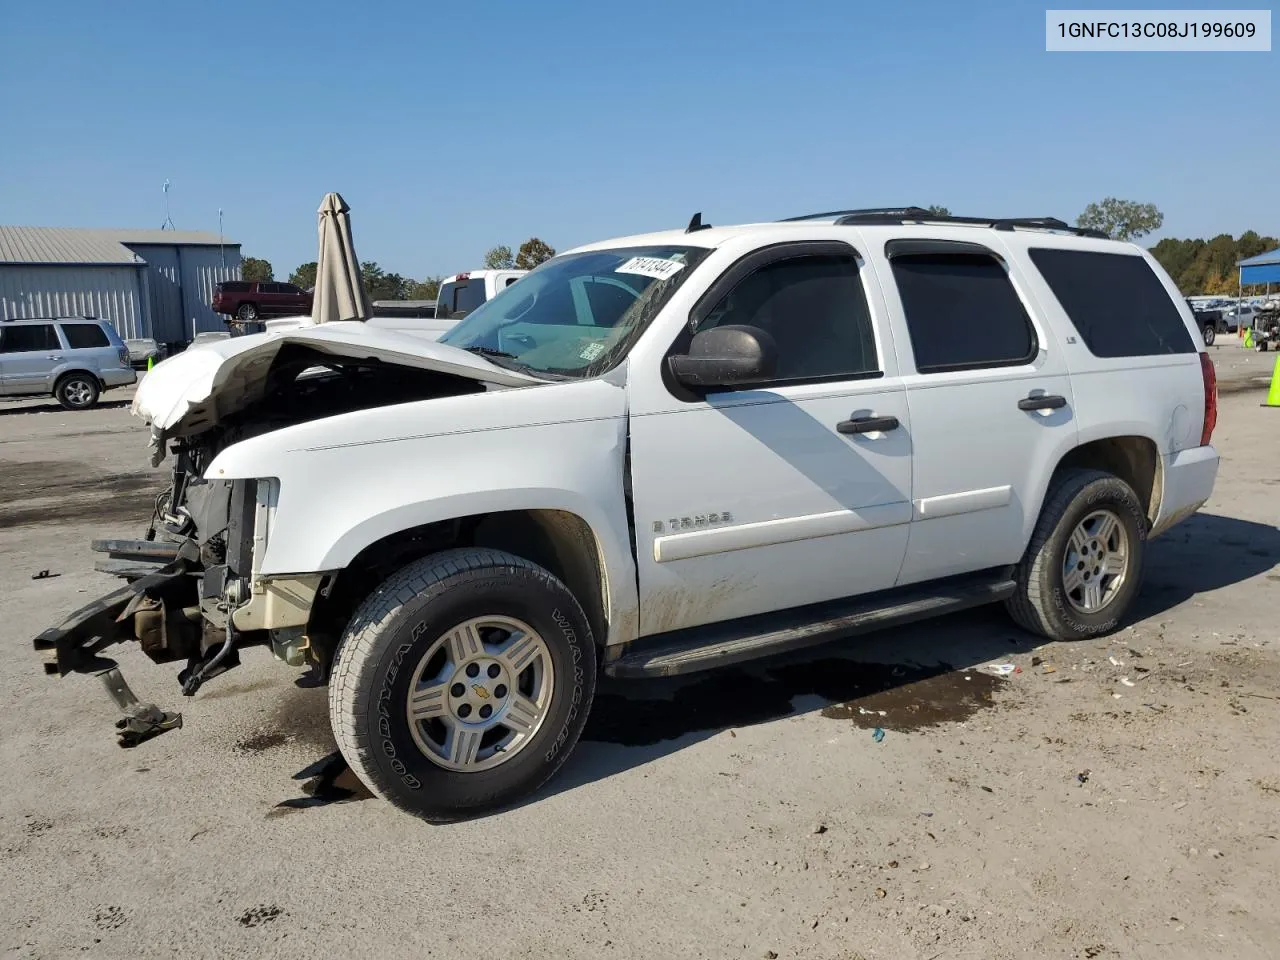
left=160, top=179, right=176, bottom=231
left=686, top=211, right=711, bottom=233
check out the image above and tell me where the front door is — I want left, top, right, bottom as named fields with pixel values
left=867, top=237, right=1079, bottom=585
left=628, top=242, right=915, bottom=636
left=0, top=322, right=62, bottom=396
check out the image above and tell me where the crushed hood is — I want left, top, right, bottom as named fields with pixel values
left=133, top=322, right=541, bottom=438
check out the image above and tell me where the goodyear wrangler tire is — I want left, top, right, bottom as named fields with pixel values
left=328, top=548, right=596, bottom=821
left=1005, top=469, right=1147, bottom=642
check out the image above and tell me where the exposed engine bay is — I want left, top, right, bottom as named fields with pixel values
left=35, top=343, right=487, bottom=744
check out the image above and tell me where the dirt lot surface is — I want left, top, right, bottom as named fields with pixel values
left=2, top=351, right=1278, bottom=960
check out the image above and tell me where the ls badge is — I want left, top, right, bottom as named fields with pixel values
left=652, top=511, right=733, bottom=534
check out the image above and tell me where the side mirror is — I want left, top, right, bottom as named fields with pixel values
left=668, top=324, right=778, bottom=388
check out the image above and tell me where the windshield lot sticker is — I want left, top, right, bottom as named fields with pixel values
left=578, top=342, right=607, bottom=362
left=616, top=256, right=685, bottom=281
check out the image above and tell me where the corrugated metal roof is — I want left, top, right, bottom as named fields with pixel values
left=1238, top=247, right=1280, bottom=267
left=0, top=226, right=139, bottom=265
left=106, top=228, right=239, bottom=247
left=0, top=226, right=242, bottom=265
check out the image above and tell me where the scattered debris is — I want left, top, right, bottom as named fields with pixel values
left=30, top=569, right=60, bottom=580
left=980, top=785, right=994, bottom=793
left=763, top=952, right=778, bottom=960
left=858, top=707, right=887, bottom=717
left=1109, top=656, right=1123, bottom=667
left=978, top=663, right=1018, bottom=677
left=887, top=860, right=899, bottom=869
left=1207, top=848, right=1223, bottom=859
left=919, top=811, right=934, bottom=818
left=875, top=888, right=887, bottom=899
left=1119, top=677, right=1136, bottom=687
left=872, top=727, right=885, bottom=743
left=1077, top=770, right=1091, bottom=785
left=1032, top=656, right=1044, bottom=666
left=812, top=823, right=828, bottom=835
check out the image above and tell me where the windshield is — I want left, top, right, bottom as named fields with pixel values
left=438, top=245, right=711, bottom=378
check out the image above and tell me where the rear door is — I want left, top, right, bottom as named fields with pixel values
left=0, top=323, right=63, bottom=395
left=867, top=236, right=1079, bottom=586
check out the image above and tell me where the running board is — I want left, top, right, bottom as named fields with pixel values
left=604, top=573, right=1016, bottom=679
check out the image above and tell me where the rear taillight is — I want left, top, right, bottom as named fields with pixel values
left=1199, top=351, right=1217, bottom=446
left=118, top=346, right=130, bottom=366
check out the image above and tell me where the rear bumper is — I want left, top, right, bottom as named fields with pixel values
left=1150, top=444, right=1219, bottom=537
left=101, top=367, right=137, bottom=388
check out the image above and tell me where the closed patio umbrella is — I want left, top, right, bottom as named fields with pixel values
left=312, top=192, right=372, bottom=324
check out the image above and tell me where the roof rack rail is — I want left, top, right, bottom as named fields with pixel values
left=781, top=206, right=934, bottom=222
left=780, top=208, right=1110, bottom=239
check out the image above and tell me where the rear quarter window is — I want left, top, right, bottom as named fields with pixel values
left=1028, top=249, right=1196, bottom=357
left=60, top=323, right=110, bottom=349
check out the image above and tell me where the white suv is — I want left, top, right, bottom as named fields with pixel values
left=36, top=207, right=1219, bottom=821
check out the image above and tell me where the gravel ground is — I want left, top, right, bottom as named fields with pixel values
left=1, top=352, right=1277, bottom=960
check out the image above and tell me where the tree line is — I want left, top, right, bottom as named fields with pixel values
left=238, top=201, right=1277, bottom=301
left=238, top=237, right=558, bottom=302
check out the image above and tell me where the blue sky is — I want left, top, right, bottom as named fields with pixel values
left=0, top=0, right=1274, bottom=280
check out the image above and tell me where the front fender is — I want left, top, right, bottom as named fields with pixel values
left=205, top=378, right=639, bottom=645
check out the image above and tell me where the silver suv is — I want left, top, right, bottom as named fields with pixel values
left=0, top=317, right=137, bottom=410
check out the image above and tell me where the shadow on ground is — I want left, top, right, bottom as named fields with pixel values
left=259, top=511, right=1277, bottom=821
left=0, top=399, right=131, bottom=417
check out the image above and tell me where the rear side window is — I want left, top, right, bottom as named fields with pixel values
left=890, top=253, right=1036, bottom=373
left=61, top=323, right=110, bottom=349
left=1, top=323, right=60, bottom=353
left=1028, top=249, right=1196, bottom=357
left=437, top=280, right=487, bottom=319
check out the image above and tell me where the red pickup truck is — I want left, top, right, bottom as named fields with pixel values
left=212, top=281, right=313, bottom=322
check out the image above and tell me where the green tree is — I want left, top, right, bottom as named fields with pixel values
left=240, top=257, right=273, bottom=282
left=515, top=237, right=556, bottom=270
left=359, top=261, right=411, bottom=300
left=407, top=276, right=442, bottom=300
left=925, top=205, right=951, bottom=216
left=289, top=261, right=317, bottom=290
left=1148, top=231, right=1278, bottom=295
left=484, top=245, right=515, bottom=269
left=1076, top=198, right=1164, bottom=241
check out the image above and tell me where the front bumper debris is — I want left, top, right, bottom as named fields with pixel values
left=33, top=540, right=200, bottom=747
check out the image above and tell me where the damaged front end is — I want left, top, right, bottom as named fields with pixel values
left=33, top=456, right=295, bottom=746
left=33, top=330, right=518, bottom=747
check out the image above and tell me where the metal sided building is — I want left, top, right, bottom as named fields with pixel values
left=1238, top=248, right=1280, bottom=290
left=0, top=226, right=242, bottom=345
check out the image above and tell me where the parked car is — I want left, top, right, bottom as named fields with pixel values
left=0, top=316, right=136, bottom=409
left=1188, top=301, right=1228, bottom=345
left=35, top=209, right=1219, bottom=820
left=212, top=280, right=314, bottom=322
left=1223, top=302, right=1256, bottom=330
left=434, top=270, right=527, bottom=319
left=124, top=338, right=166, bottom=369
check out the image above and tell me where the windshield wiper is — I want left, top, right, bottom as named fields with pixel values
left=462, top=346, right=518, bottom=360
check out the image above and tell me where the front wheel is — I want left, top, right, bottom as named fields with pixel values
left=1006, top=469, right=1147, bottom=641
left=1202, top=325, right=1216, bottom=346
left=1256, top=339, right=1269, bottom=353
left=328, top=548, right=596, bottom=821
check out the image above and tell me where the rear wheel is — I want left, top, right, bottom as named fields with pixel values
left=328, top=548, right=596, bottom=821
left=236, top=302, right=258, bottom=322
left=55, top=373, right=100, bottom=410
left=1202, top=325, right=1216, bottom=346
left=1006, top=469, right=1146, bottom=641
